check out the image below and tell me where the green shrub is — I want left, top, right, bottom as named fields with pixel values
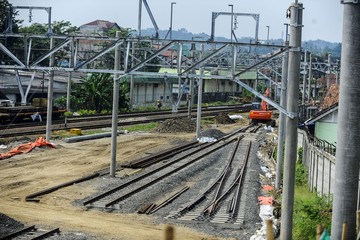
left=64, top=111, right=73, bottom=117
left=293, top=186, right=332, bottom=239
left=77, top=109, right=97, bottom=116
left=292, top=147, right=332, bottom=239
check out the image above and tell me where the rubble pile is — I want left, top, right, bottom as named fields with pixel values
left=198, top=128, right=226, bottom=139
left=214, top=112, right=235, bottom=124
left=321, top=84, right=339, bottom=109
left=153, top=117, right=196, bottom=133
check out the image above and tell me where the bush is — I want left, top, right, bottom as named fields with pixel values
left=293, top=186, right=332, bottom=239
left=64, top=111, right=73, bottom=117
left=292, top=147, right=332, bottom=239
left=77, top=109, right=97, bottom=116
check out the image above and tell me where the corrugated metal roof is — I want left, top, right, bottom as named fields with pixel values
left=304, top=102, right=338, bottom=125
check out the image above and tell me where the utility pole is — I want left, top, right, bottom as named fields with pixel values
left=331, top=2, right=360, bottom=239
left=110, top=31, right=121, bottom=177
left=138, top=0, right=142, bottom=37
left=302, top=50, right=307, bottom=104
left=45, top=37, right=54, bottom=142
left=280, top=2, right=303, bottom=239
left=66, top=38, right=74, bottom=112
left=129, top=42, right=135, bottom=108
left=326, top=53, right=331, bottom=88
left=228, top=4, right=234, bottom=42
left=275, top=24, right=289, bottom=190
left=196, top=44, right=204, bottom=138
left=169, top=2, right=176, bottom=39
left=308, top=53, right=312, bottom=102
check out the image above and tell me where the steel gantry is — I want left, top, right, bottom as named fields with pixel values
left=0, top=33, right=290, bottom=111
left=209, top=11, right=260, bottom=43
left=6, top=6, right=53, bottom=34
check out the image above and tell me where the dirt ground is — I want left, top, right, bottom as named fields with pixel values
left=0, top=123, right=246, bottom=240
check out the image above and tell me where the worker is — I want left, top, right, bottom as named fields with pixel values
left=156, top=100, right=162, bottom=110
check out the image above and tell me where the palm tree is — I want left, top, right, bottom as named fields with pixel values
left=74, top=73, right=129, bottom=113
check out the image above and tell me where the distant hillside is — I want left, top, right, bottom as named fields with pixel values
left=139, top=28, right=341, bottom=59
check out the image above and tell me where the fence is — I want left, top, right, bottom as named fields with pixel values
left=298, top=129, right=336, bottom=199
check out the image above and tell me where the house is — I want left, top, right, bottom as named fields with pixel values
left=304, top=102, right=338, bottom=146
left=79, top=20, right=122, bottom=36
left=128, top=67, right=267, bottom=107
left=0, top=69, right=83, bottom=105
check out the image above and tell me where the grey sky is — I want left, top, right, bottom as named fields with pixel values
left=9, top=0, right=343, bottom=43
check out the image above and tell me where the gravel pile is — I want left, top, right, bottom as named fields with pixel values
left=197, top=128, right=226, bottom=139
left=214, top=112, right=235, bottom=124
left=0, top=213, right=24, bottom=237
left=152, top=118, right=196, bottom=133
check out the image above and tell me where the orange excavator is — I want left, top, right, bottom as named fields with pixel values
left=249, top=88, right=276, bottom=127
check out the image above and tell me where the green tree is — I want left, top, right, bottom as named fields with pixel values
left=1, top=0, right=22, bottom=62
left=15, top=21, right=78, bottom=65
left=72, top=73, right=129, bottom=113
left=0, top=0, right=21, bottom=32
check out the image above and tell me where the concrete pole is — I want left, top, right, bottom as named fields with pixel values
left=187, top=77, right=194, bottom=118
left=302, top=50, right=307, bottom=105
left=275, top=38, right=289, bottom=190
left=196, top=44, right=204, bottom=138
left=326, top=53, right=331, bottom=88
left=280, top=2, right=303, bottom=239
left=66, top=38, right=74, bottom=112
left=229, top=4, right=234, bottom=42
left=177, top=43, right=183, bottom=111
left=130, top=42, right=135, bottom=108
left=110, top=32, right=121, bottom=177
left=308, top=53, right=312, bottom=102
left=188, top=47, right=196, bottom=118
left=169, top=2, right=176, bottom=40
left=45, top=37, right=55, bottom=142
left=138, top=0, right=142, bottom=37
left=331, top=3, right=360, bottom=239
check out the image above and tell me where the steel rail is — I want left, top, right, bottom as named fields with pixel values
left=30, top=228, right=60, bottom=240
left=84, top=127, right=249, bottom=207
left=229, top=142, right=252, bottom=218
left=25, top=172, right=102, bottom=202
left=148, top=186, right=190, bottom=214
left=83, top=136, right=236, bottom=206
left=83, top=139, right=222, bottom=205
left=204, top=135, right=243, bottom=214
left=121, top=140, right=200, bottom=168
left=0, top=225, right=36, bottom=240
left=202, top=142, right=252, bottom=217
left=104, top=139, right=237, bottom=207
left=0, top=105, right=251, bottom=138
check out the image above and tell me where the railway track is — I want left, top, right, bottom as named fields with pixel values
left=167, top=141, right=252, bottom=225
left=20, top=124, right=261, bottom=230
left=79, top=125, right=260, bottom=225
left=0, top=225, right=60, bottom=240
left=0, top=105, right=251, bottom=138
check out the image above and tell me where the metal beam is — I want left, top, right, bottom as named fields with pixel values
left=257, top=71, right=280, bottom=87
left=30, top=38, right=71, bottom=67
left=0, top=43, right=26, bottom=67
left=74, top=39, right=124, bottom=70
left=210, top=11, right=260, bottom=42
left=15, top=71, right=26, bottom=104
left=142, top=0, right=159, bottom=38
left=232, top=77, right=294, bottom=119
left=234, top=47, right=289, bottom=78
left=126, top=41, right=175, bottom=73
left=180, top=44, right=229, bottom=75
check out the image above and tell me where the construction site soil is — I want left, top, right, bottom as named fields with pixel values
left=0, top=116, right=271, bottom=240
